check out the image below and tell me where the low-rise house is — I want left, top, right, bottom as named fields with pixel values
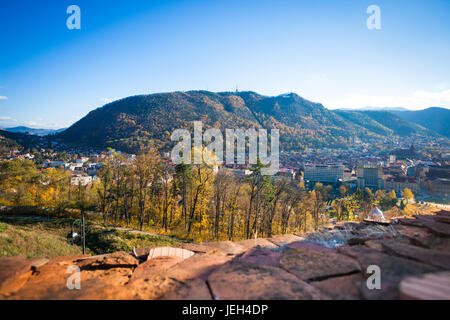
left=71, top=175, right=93, bottom=186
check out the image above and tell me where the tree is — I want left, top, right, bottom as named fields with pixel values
left=0, top=159, right=39, bottom=206
left=96, top=160, right=113, bottom=224
left=403, top=188, right=414, bottom=203
left=387, top=190, right=397, bottom=207
left=160, top=163, right=173, bottom=232
left=310, top=190, right=325, bottom=230
left=358, top=187, right=374, bottom=219
left=187, top=163, right=213, bottom=238
left=121, top=166, right=136, bottom=226
left=280, top=182, right=303, bottom=234
left=339, top=185, right=347, bottom=197
left=245, top=158, right=265, bottom=239
left=227, top=181, right=241, bottom=240
left=174, top=163, right=192, bottom=230
left=212, top=170, right=234, bottom=241
left=388, top=190, right=396, bottom=200
left=38, top=168, right=71, bottom=213
left=261, top=178, right=286, bottom=237
left=134, top=147, right=161, bottom=231
left=375, top=190, right=386, bottom=202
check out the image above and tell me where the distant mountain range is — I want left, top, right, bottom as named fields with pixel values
left=2, top=91, right=448, bottom=154
left=3, top=126, right=66, bottom=136
left=390, top=107, right=450, bottom=138
left=337, top=106, right=450, bottom=138
left=338, top=106, right=410, bottom=112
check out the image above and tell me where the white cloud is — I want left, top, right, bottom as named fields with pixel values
left=25, top=121, right=38, bottom=127
left=0, top=116, right=17, bottom=122
left=323, top=89, right=450, bottom=110
left=0, top=96, right=7, bottom=100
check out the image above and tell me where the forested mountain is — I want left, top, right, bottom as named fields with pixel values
left=57, top=91, right=383, bottom=153
left=391, top=107, right=450, bottom=138
left=335, top=110, right=438, bottom=137
left=0, top=130, right=30, bottom=155
left=56, top=91, right=443, bottom=153
left=0, top=130, right=19, bottom=153
left=357, top=110, right=436, bottom=137
left=334, top=110, right=394, bottom=136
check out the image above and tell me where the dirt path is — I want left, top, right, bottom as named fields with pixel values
left=107, top=225, right=187, bottom=242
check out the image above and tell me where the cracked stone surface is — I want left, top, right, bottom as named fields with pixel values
left=1, top=211, right=449, bottom=300
left=280, top=247, right=360, bottom=281
left=207, top=261, right=330, bottom=300
left=287, top=241, right=337, bottom=253
left=357, top=251, right=438, bottom=278
left=381, top=240, right=450, bottom=270
left=237, top=247, right=281, bottom=267
left=311, top=273, right=364, bottom=300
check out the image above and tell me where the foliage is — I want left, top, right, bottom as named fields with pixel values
left=0, top=157, right=404, bottom=243
left=55, top=91, right=425, bottom=154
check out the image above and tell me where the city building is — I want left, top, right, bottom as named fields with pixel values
left=357, top=165, right=384, bottom=189
left=422, top=178, right=450, bottom=199
left=384, top=176, right=419, bottom=194
left=391, top=145, right=418, bottom=160
left=304, top=164, right=344, bottom=183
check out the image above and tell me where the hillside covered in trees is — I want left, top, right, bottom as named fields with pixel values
left=55, top=91, right=442, bottom=154
left=391, top=107, right=450, bottom=138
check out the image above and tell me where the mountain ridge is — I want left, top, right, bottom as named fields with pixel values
left=57, top=91, right=379, bottom=153
left=3, top=126, right=66, bottom=136
left=391, top=107, right=450, bottom=138
left=55, top=90, right=445, bottom=153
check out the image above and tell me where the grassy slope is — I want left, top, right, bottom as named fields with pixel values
left=0, top=217, right=183, bottom=259
left=0, top=219, right=82, bottom=258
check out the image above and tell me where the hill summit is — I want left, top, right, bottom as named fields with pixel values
left=56, top=91, right=441, bottom=153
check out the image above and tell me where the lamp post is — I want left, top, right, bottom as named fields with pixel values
left=71, top=219, right=80, bottom=245
left=81, top=209, right=86, bottom=254
left=70, top=216, right=85, bottom=254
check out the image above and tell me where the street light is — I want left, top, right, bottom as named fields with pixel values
left=69, top=218, right=85, bottom=254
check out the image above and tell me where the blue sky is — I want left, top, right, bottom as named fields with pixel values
left=0, top=0, right=449, bottom=129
